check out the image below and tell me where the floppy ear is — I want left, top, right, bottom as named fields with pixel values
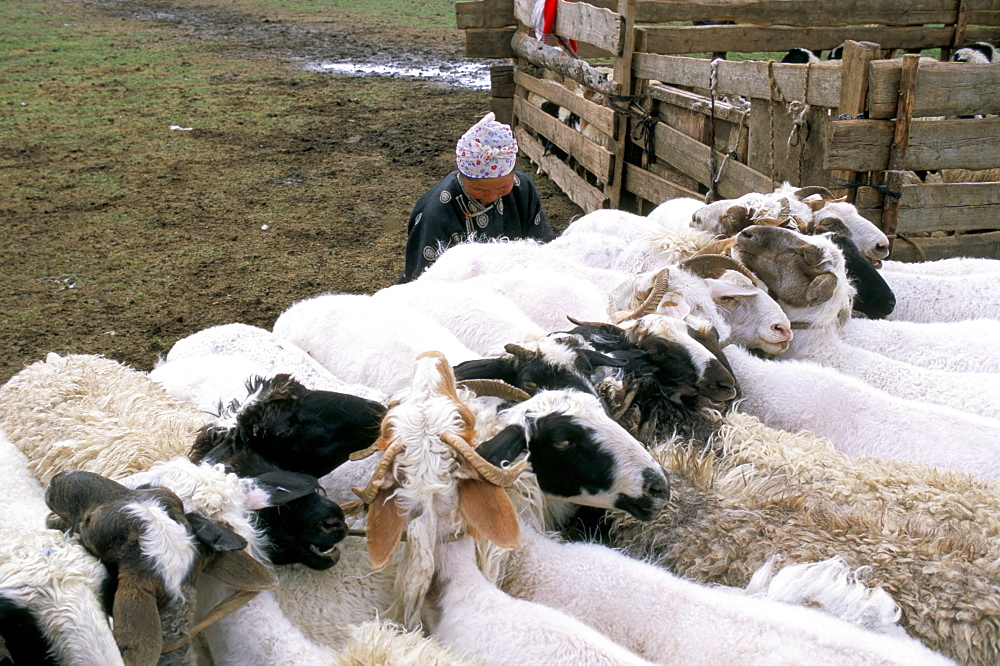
left=453, top=358, right=517, bottom=384
left=806, top=273, right=838, bottom=305
left=476, top=425, right=528, bottom=468
left=248, top=471, right=319, bottom=509
left=367, top=486, right=407, bottom=570
left=799, top=243, right=826, bottom=267
left=656, top=291, right=691, bottom=320
left=112, top=571, right=162, bottom=666
left=458, top=479, right=520, bottom=550
left=705, top=278, right=758, bottom=301
left=719, top=205, right=753, bottom=235
left=578, top=348, right=627, bottom=369
left=186, top=514, right=248, bottom=552
left=201, top=549, right=278, bottom=592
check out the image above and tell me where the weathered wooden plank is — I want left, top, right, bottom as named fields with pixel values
left=647, top=83, right=748, bottom=125
left=491, top=65, right=516, bottom=98
left=868, top=59, right=1000, bottom=119
left=639, top=25, right=953, bottom=56
left=513, top=0, right=622, bottom=53
left=555, top=1, right=622, bottom=54
left=515, top=96, right=615, bottom=181
left=491, top=97, right=515, bottom=125
left=895, top=182, right=1000, bottom=234
left=624, top=163, right=701, bottom=205
left=826, top=117, right=1000, bottom=172
left=881, top=54, right=921, bottom=237
left=456, top=0, right=515, bottom=29
left=887, top=231, right=1000, bottom=262
left=632, top=0, right=1000, bottom=26
left=653, top=120, right=772, bottom=198
left=513, top=70, right=617, bottom=136
left=465, top=28, right=516, bottom=58
left=516, top=127, right=607, bottom=212
left=632, top=54, right=841, bottom=107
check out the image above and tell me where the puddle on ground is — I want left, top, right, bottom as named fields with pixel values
left=302, top=60, right=492, bottom=90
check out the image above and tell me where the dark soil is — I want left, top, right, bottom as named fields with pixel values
left=1, top=0, right=583, bottom=383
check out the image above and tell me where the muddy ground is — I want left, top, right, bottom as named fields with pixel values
left=1, top=0, right=583, bottom=383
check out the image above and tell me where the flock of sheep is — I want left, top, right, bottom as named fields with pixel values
left=1, top=179, right=999, bottom=665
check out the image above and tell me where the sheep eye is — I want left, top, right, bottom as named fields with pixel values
left=716, top=296, right=739, bottom=306
left=524, top=381, right=538, bottom=390
left=553, top=439, right=572, bottom=450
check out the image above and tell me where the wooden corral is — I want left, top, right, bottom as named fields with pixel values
left=455, top=0, right=1000, bottom=261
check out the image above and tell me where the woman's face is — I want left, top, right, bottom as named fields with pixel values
left=461, top=172, right=515, bottom=205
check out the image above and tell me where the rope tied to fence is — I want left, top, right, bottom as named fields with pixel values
left=606, top=92, right=658, bottom=158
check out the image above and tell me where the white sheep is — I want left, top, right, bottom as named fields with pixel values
left=462, top=268, right=610, bottom=331
left=559, top=208, right=666, bottom=242
left=501, top=522, right=952, bottom=665
left=545, top=230, right=630, bottom=269
left=881, top=256, right=1000, bottom=276
left=0, top=352, right=206, bottom=484
left=840, top=316, right=1000, bottom=373
left=151, top=322, right=386, bottom=410
left=0, top=431, right=123, bottom=665
left=645, top=196, right=707, bottom=230
left=272, top=292, right=478, bottom=395
left=881, top=269, right=1000, bottom=323
left=723, top=344, right=1000, bottom=479
left=418, top=237, right=628, bottom=293
left=371, top=279, right=544, bottom=356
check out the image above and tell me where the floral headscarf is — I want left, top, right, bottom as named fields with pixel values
left=455, top=112, right=518, bottom=178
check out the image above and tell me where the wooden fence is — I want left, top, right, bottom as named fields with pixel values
left=455, top=0, right=1000, bottom=261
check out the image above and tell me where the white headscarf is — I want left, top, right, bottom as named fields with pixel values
left=455, top=112, right=518, bottom=178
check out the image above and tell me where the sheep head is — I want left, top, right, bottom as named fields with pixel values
left=734, top=225, right=839, bottom=307
left=356, top=351, right=526, bottom=571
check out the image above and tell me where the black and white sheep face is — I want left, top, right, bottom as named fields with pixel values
left=482, top=390, right=670, bottom=521
left=622, top=315, right=738, bottom=404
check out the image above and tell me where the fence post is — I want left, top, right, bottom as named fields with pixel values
left=829, top=40, right=880, bottom=203
left=881, top=54, right=921, bottom=251
left=609, top=0, right=637, bottom=210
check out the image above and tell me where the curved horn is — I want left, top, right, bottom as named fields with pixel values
left=681, top=254, right=758, bottom=284
left=458, top=379, right=531, bottom=403
left=610, top=268, right=671, bottom=324
left=352, top=437, right=406, bottom=505
left=793, top=185, right=837, bottom=200
left=692, top=237, right=737, bottom=257
left=441, top=431, right=528, bottom=487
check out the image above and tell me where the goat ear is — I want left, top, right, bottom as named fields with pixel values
left=705, top=278, right=757, bottom=301
left=250, top=471, right=318, bottom=508
left=458, top=479, right=520, bottom=550
left=453, top=358, right=517, bottom=385
left=186, top=513, right=248, bottom=552
left=112, top=572, right=162, bottom=666
left=806, top=197, right=827, bottom=212
left=578, top=349, right=627, bottom=369
left=719, top=205, right=753, bottom=235
left=656, top=291, right=691, bottom=320
left=367, top=486, right=407, bottom=570
left=201, top=550, right=278, bottom=592
left=475, top=425, right=528, bottom=468
left=798, top=244, right=826, bottom=267
left=806, top=273, right=838, bottom=305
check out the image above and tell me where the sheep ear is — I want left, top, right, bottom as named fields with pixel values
left=578, top=349, right=627, bottom=369
left=475, top=425, right=528, bottom=468
left=186, top=513, right=248, bottom=552
left=201, top=549, right=278, bottom=592
left=453, top=358, right=517, bottom=385
left=705, top=278, right=757, bottom=301
left=806, top=197, right=827, bottom=212
left=719, top=205, right=753, bottom=235
left=112, top=572, right=162, bottom=666
left=250, top=471, right=318, bottom=508
left=656, top=291, right=690, bottom=320
left=806, top=273, right=838, bottom=305
left=367, top=486, right=407, bottom=570
left=458, top=479, right=520, bottom=550
left=798, top=244, right=826, bottom=267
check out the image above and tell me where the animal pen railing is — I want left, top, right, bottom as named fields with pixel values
left=455, top=0, right=1000, bottom=261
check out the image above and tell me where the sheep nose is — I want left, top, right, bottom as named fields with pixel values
left=642, top=468, right=670, bottom=502
left=772, top=323, right=793, bottom=342
left=322, top=516, right=344, bottom=533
